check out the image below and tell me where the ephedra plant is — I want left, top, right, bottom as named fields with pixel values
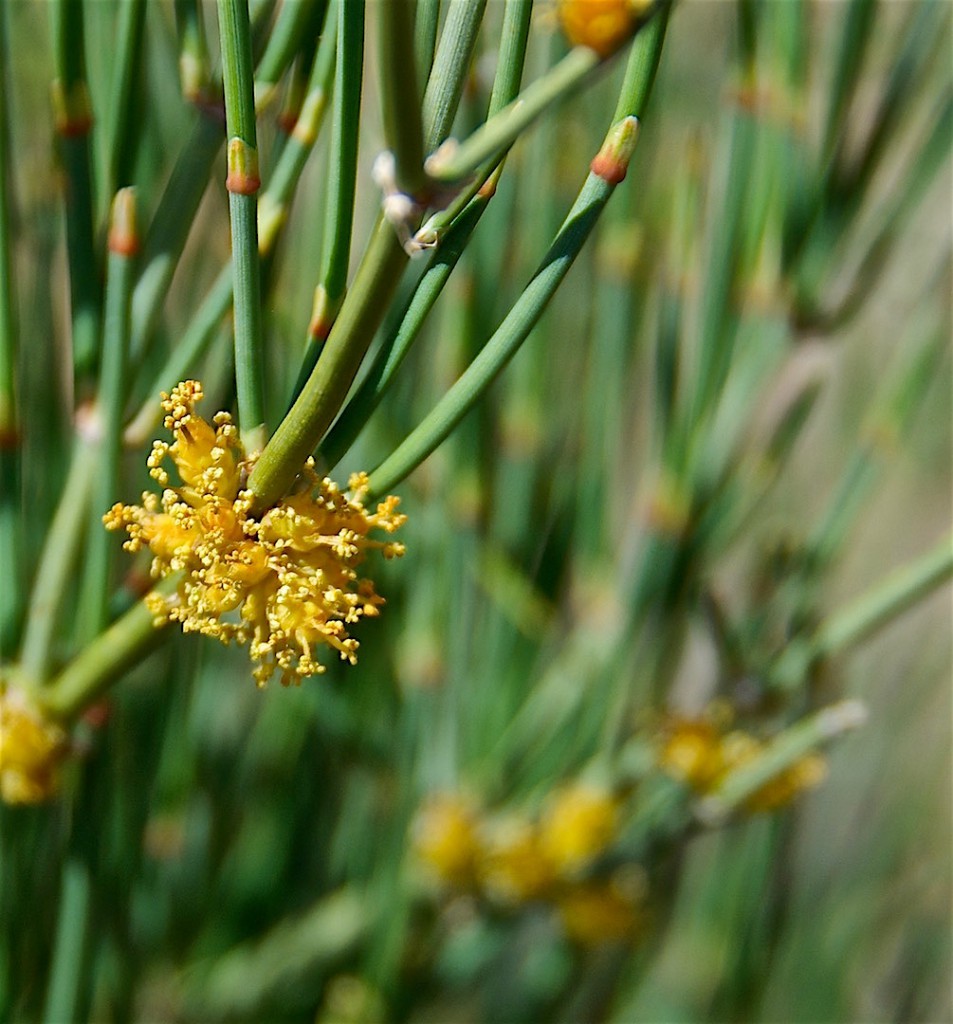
left=0, top=0, right=950, bottom=1020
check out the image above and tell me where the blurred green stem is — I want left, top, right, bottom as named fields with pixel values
left=772, top=533, right=953, bottom=691
left=43, top=859, right=93, bottom=1024
left=78, top=190, right=138, bottom=641
left=0, top=0, right=20, bottom=654
left=378, top=0, right=425, bottom=197
left=254, top=0, right=328, bottom=107
left=104, top=0, right=146, bottom=202
left=294, top=0, right=364, bottom=392
left=813, top=533, right=953, bottom=661
left=20, top=437, right=98, bottom=684
left=218, top=0, right=266, bottom=449
left=51, top=0, right=100, bottom=385
left=39, top=578, right=178, bottom=722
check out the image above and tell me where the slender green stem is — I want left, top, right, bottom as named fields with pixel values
left=414, top=0, right=441, bottom=83
left=42, top=859, right=93, bottom=1024
left=0, top=0, right=20, bottom=655
left=20, top=437, right=98, bottom=684
left=254, top=0, right=328, bottom=108
left=320, top=194, right=488, bottom=469
left=294, top=0, right=364, bottom=389
left=104, top=0, right=146, bottom=201
left=414, top=0, right=533, bottom=246
left=364, top=12, right=669, bottom=497
left=39, top=578, right=177, bottom=722
left=424, top=47, right=600, bottom=185
left=259, top=4, right=337, bottom=255
left=422, top=0, right=488, bottom=150
left=249, top=219, right=407, bottom=509
left=78, top=190, right=138, bottom=641
left=822, top=0, right=876, bottom=160
left=696, top=700, right=869, bottom=825
left=379, top=0, right=425, bottom=198
left=219, top=0, right=266, bottom=449
left=322, top=0, right=534, bottom=465
left=364, top=128, right=643, bottom=499
left=248, top=0, right=500, bottom=508
left=51, top=0, right=100, bottom=384
left=814, top=534, right=953, bottom=661
left=127, top=24, right=338, bottom=444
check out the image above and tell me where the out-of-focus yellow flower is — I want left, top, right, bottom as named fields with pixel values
left=480, top=819, right=557, bottom=903
left=744, top=752, right=828, bottom=813
left=105, top=382, right=406, bottom=686
left=557, top=0, right=655, bottom=59
left=658, top=713, right=829, bottom=812
left=557, top=875, right=642, bottom=946
left=0, top=689, right=67, bottom=805
left=539, top=783, right=618, bottom=875
left=657, top=718, right=726, bottom=790
left=414, top=794, right=483, bottom=887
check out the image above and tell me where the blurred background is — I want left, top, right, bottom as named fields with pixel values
left=0, top=1, right=950, bottom=1021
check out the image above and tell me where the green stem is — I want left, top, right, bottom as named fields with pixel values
left=320, top=0, right=533, bottom=466
left=813, top=533, right=953, bottom=661
left=127, top=24, right=338, bottom=444
left=219, top=0, right=266, bottom=449
left=249, top=219, right=407, bottom=509
left=379, top=0, right=425, bottom=198
left=365, top=10, right=669, bottom=498
left=294, top=0, right=364, bottom=389
left=39, top=579, right=177, bottom=722
left=20, top=437, right=98, bottom=684
left=42, top=859, right=93, bottom=1024
left=248, top=0, right=496, bottom=508
left=414, top=0, right=441, bottom=83
left=0, top=0, right=20, bottom=654
left=364, top=129, right=640, bottom=499
left=254, top=0, right=328, bottom=108
left=78, top=190, right=138, bottom=641
left=320, top=194, right=488, bottom=469
left=51, top=0, right=100, bottom=385
left=413, top=0, right=533, bottom=247
left=424, top=46, right=600, bottom=185
left=104, top=0, right=146, bottom=201
left=261, top=5, right=337, bottom=246
left=422, top=0, right=488, bottom=150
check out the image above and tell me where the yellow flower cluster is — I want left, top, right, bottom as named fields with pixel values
left=105, top=382, right=406, bottom=687
left=657, top=712, right=828, bottom=812
left=0, top=687, right=67, bottom=804
left=413, top=786, right=643, bottom=946
left=557, top=0, right=655, bottom=58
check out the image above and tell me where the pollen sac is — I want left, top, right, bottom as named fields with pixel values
left=105, top=382, right=407, bottom=687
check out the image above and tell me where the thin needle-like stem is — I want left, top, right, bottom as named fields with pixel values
left=218, top=0, right=266, bottom=450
